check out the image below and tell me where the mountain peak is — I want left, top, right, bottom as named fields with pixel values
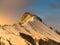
left=19, top=12, right=42, bottom=25
left=0, top=12, right=60, bottom=45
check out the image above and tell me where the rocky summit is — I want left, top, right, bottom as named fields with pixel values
left=0, top=12, right=60, bottom=45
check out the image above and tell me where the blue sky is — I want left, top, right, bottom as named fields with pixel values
left=24, top=0, right=60, bottom=32
left=30, top=0, right=60, bottom=18
left=21, top=0, right=60, bottom=19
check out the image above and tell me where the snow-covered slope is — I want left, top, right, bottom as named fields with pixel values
left=0, top=12, right=60, bottom=45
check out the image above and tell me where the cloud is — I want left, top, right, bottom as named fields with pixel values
left=49, top=3, right=60, bottom=9
left=0, top=0, right=35, bottom=11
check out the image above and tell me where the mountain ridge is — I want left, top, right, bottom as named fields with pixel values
left=0, top=12, right=60, bottom=45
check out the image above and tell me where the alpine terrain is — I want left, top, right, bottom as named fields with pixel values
left=0, top=12, right=60, bottom=45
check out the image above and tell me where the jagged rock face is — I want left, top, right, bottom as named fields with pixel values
left=0, top=12, right=60, bottom=45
